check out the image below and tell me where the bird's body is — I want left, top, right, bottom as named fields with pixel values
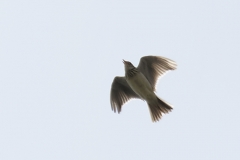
left=110, top=56, right=177, bottom=122
left=126, top=70, right=154, bottom=101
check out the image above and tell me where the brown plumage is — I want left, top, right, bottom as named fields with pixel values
left=110, top=56, right=177, bottom=122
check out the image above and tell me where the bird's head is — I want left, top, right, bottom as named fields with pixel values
left=123, top=59, right=135, bottom=72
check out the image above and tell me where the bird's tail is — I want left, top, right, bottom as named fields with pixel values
left=147, top=96, right=173, bottom=122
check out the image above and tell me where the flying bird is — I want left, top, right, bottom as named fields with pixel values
left=110, top=56, right=177, bottom=122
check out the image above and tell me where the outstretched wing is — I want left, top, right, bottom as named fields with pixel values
left=137, top=56, right=177, bottom=91
left=110, top=76, right=141, bottom=113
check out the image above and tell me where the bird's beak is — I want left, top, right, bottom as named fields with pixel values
left=122, top=59, right=126, bottom=64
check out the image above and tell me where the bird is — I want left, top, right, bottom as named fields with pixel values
left=110, top=56, right=177, bottom=122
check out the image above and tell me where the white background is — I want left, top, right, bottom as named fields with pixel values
left=1, top=0, right=240, bottom=159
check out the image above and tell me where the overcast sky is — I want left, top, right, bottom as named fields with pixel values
left=1, top=0, right=240, bottom=160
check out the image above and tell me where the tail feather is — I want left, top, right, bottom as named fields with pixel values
left=147, top=97, right=173, bottom=122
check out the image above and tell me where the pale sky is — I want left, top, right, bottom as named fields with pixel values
left=1, top=1, right=240, bottom=160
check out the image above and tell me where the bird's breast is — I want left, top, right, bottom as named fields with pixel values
left=126, top=72, right=155, bottom=100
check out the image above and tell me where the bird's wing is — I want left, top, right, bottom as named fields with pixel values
left=110, top=76, right=141, bottom=113
left=137, top=56, right=177, bottom=91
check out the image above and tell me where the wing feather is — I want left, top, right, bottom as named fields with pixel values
left=110, top=76, right=141, bottom=113
left=137, top=56, right=177, bottom=91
